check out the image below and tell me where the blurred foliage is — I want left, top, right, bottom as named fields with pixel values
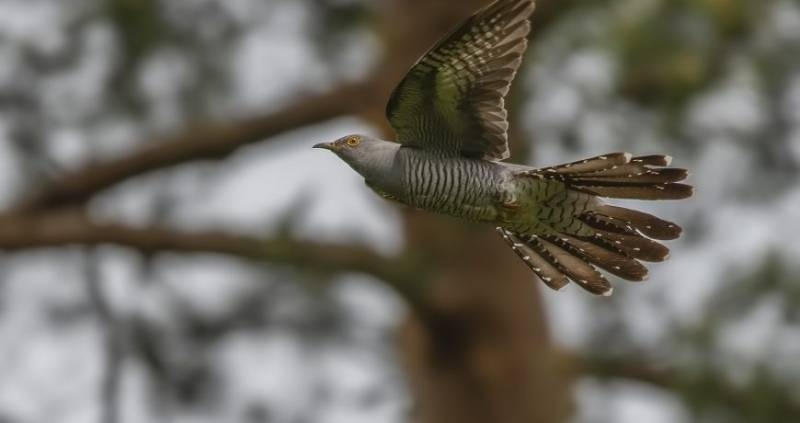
left=1, top=0, right=799, bottom=421
left=307, top=0, right=372, bottom=59
left=612, top=0, right=763, bottom=113
left=102, top=0, right=243, bottom=118
left=709, top=252, right=800, bottom=324
left=106, top=0, right=167, bottom=65
left=667, top=252, right=799, bottom=421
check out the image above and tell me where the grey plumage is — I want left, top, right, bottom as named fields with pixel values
left=314, top=0, right=693, bottom=296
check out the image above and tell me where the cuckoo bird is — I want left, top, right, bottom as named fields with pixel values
left=314, top=0, right=693, bottom=296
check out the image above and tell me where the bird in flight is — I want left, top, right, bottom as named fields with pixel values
left=314, top=0, right=692, bottom=296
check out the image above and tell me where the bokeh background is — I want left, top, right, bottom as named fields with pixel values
left=0, top=0, right=799, bottom=422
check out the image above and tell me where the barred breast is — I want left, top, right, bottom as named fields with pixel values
left=397, top=148, right=507, bottom=222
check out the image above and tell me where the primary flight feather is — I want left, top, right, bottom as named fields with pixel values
left=314, top=0, right=693, bottom=296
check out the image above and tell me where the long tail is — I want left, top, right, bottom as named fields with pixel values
left=499, top=152, right=693, bottom=296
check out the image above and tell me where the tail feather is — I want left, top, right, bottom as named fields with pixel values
left=499, top=226, right=661, bottom=295
left=544, top=152, right=632, bottom=174
left=498, top=228, right=612, bottom=295
left=501, top=152, right=692, bottom=296
left=548, top=234, right=649, bottom=282
left=632, top=155, right=673, bottom=166
left=593, top=205, right=682, bottom=240
left=537, top=236, right=611, bottom=295
left=569, top=168, right=688, bottom=184
left=576, top=183, right=693, bottom=200
left=579, top=212, right=641, bottom=237
left=497, top=228, right=569, bottom=291
left=533, top=153, right=693, bottom=201
left=586, top=231, right=670, bottom=262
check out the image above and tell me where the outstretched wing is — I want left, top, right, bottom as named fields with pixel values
left=386, top=0, right=535, bottom=161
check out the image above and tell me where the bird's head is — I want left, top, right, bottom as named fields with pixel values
left=313, top=134, right=399, bottom=178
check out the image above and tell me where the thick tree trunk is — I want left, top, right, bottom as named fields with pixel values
left=368, top=1, right=574, bottom=422
left=399, top=218, right=572, bottom=423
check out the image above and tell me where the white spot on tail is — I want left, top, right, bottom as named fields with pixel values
left=623, top=153, right=632, bottom=162
left=602, top=287, right=614, bottom=297
left=664, top=155, right=673, bottom=166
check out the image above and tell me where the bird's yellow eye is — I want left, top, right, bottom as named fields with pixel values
left=346, top=136, right=360, bottom=147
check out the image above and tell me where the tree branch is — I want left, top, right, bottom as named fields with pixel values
left=576, top=353, right=800, bottom=417
left=13, top=79, right=382, bottom=213
left=0, top=212, right=421, bottom=289
left=10, top=0, right=577, bottom=215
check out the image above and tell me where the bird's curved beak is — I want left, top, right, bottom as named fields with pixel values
left=313, top=142, right=334, bottom=151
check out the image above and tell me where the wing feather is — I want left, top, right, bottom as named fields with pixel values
left=386, top=0, right=535, bottom=161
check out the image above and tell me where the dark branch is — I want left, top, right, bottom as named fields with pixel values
left=13, top=80, right=381, bottom=212
left=577, top=354, right=800, bottom=417
left=0, top=212, right=422, bottom=291
left=9, top=0, right=577, bottom=215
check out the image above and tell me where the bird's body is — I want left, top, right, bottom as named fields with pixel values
left=315, top=0, right=693, bottom=296
left=389, top=147, right=508, bottom=222
left=370, top=146, right=577, bottom=231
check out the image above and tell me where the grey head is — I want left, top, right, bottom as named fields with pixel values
left=313, top=134, right=400, bottom=182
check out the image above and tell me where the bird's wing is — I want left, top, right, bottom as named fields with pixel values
left=386, top=0, right=535, bottom=161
